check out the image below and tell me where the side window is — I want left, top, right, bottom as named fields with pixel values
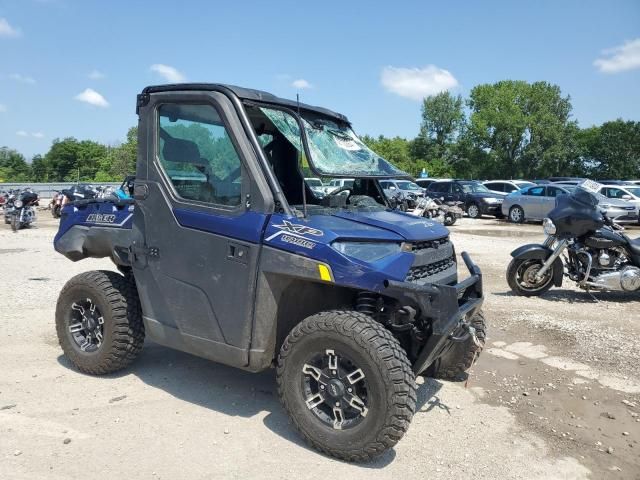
left=547, top=186, right=563, bottom=198
left=157, top=103, right=242, bottom=206
left=485, top=182, right=501, bottom=192
left=526, top=186, right=545, bottom=196
left=505, top=184, right=519, bottom=193
left=605, top=188, right=624, bottom=199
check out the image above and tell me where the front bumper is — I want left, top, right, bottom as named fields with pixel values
left=383, top=252, right=484, bottom=374
left=481, top=202, right=503, bottom=215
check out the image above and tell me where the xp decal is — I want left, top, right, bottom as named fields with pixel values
left=266, top=220, right=324, bottom=241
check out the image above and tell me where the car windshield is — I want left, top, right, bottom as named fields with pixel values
left=259, top=107, right=406, bottom=177
left=396, top=181, right=422, bottom=191
left=460, top=182, right=490, bottom=193
left=625, top=187, right=640, bottom=197
left=517, top=182, right=536, bottom=189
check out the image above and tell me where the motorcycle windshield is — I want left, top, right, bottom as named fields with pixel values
left=549, top=181, right=604, bottom=237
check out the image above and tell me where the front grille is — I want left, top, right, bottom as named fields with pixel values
left=406, top=257, right=456, bottom=283
left=411, top=237, right=450, bottom=252
left=405, top=237, right=457, bottom=285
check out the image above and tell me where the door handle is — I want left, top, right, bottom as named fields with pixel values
left=227, top=242, right=248, bottom=264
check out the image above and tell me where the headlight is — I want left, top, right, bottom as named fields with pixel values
left=332, top=241, right=402, bottom=262
left=483, top=197, right=499, bottom=204
left=543, top=218, right=556, bottom=235
left=14, top=200, right=23, bottom=208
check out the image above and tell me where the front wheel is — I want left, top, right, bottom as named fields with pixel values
left=10, top=214, right=18, bottom=232
left=508, top=205, right=525, bottom=223
left=56, top=270, right=145, bottom=374
left=277, top=310, right=416, bottom=462
left=506, top=257, right=555, bottom=296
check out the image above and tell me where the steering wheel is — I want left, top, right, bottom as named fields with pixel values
left=327, top=185, right=353, bottom=198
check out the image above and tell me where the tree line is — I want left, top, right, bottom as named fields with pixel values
left=1, top=80, right=639, bottom=183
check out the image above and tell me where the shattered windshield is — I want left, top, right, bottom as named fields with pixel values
left=259, top=107, right=405, bottom=177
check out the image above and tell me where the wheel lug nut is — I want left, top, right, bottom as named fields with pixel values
left=347, top=388, right=352, bottom=393
left=335, top=402, right=340, bottom=407
left=332, top=370, right=337, bottom=375
left=320, top=385, right=325, bottom=390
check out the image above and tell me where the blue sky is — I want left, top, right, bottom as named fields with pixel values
left=1, top=0, right=639, bottom=158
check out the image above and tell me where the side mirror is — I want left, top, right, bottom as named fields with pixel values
left=440, top=197, right=445, bottom=201
left=389, top=186, right=396, bottom=190
left=622, top=195, right=632, bottom=200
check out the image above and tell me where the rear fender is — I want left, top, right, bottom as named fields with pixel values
left=510, top=244, right=563, bottom=287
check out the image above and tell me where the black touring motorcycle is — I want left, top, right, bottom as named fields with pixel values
left=508, top=180, right=640, bottom=296
left=4, top=188, right=39, bottom=232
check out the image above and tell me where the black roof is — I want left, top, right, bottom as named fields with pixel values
left=141, top=83, right=350, bottom=124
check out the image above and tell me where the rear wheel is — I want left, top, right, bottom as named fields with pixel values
left=56, top=270, right=145, bottom=374
left=277, top=310, right=416, bottom=462
left=507, top=258, right=555, bottom=296
left=508, top=205, right=525, bottom=223
left=444, top=213, right=457, bottom=226
left=467, top=203, right=481, bottom=219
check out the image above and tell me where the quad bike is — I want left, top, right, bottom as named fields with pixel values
left=53, top=83, right=486, bottom=462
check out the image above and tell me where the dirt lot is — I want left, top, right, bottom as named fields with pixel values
left=1, top=214, right=639, bottom=479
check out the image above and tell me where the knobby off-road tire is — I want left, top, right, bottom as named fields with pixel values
left=277, top=310, right=417, bottom=462
left=56, top=270, right=144, bottom=375
left=431, top=311, right=486, bottom=380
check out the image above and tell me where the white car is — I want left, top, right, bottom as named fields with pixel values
left=379, top=179, right=426, bottom=199
left=304, top=178, right=326, bottom=196
left=324, top=178, right=354, bottom=194
left=596, top=184, right=640, bottom=222
left=483, top=180, right=536, bottom=195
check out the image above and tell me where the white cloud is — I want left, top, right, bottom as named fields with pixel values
left=74, top=88, right=109, bottom=108
left=150, top=64, right=186, bottom=83
left=16, top=130, right=45, bottom=138
left=0, top=104, right=6, bottom=112
left=594, top=38, right=640, bottom=74
left=9, top=73, right=36, bottom=84
left=88, top=69, right=105, bottom=80
left=0, top=18, right=21, bottom=38
left=291, top=79, right=312, bottom=89
left=381, top=65, right=459, bottom=101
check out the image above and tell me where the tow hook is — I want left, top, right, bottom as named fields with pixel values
left=448, top=320, right=480, bottom=346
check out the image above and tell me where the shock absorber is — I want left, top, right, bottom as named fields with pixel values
left=356, top=291, right=379, bottom=316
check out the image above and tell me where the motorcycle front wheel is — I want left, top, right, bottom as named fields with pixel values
left=444, top=213, right=457, bottom=226
left=10, top=214, right=19, bottom=232
left=506, top=258, right=555, bottom=296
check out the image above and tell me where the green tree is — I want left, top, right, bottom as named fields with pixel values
left=577, top=120, right=640, bottom=179
left=419, top=92, right=465, bottom=148
left=44, top=138, right=108, bottom=181
left=95, top=127, right=138, bottom=181
left=0, top=147, right=31, bottom=181
left=467, top=81, right=577, bottom=179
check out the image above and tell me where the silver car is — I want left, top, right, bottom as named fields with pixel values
left=502, top=184, right=639, bottom=224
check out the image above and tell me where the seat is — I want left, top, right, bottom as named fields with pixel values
left=623, top=234, right=640, bottom=257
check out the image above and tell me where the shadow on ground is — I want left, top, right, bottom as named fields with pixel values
left=58, top=345, right=446, bottom=467
left=494, top=289, right=640, bottom=303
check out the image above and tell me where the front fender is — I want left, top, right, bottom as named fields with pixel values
left=510, top=243, right=563, bottom=287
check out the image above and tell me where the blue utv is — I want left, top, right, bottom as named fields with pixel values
left=53, top=84, right=486, bottom=462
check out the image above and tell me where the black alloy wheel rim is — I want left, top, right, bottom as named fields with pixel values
left=68, top=298, right=104, bottom=353
left=301, top=349, right=369, bottom=430
left=516, top=260, right=553, bottom=292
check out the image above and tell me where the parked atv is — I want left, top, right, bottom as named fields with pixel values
left=53, top=83, right=486, bottom=462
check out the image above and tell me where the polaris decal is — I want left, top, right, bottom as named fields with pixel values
left=86, top=213, right=117, bottom=224
left=280, top=234, right=316, bottom=249
left=267, top=220, right=324, bottom=241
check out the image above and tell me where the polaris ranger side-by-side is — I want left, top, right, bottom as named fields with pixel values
left=54, top=84, right=486, bottom=461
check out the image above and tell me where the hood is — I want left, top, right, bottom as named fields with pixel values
left=331, top=209, right=449, bottom=241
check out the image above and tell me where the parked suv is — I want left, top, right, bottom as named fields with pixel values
left=483, top=180, right=535, bottom=195
left=426, top=180, right=504, bottom=218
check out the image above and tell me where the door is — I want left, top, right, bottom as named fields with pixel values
left=543, top=186, right=566, bottom=217
left=132, top=91, right=273, bottom=368
left=522, top=186, right=546, bottom=219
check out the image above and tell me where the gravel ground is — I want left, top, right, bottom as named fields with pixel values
left=1, top=214, right=639, bottom=479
